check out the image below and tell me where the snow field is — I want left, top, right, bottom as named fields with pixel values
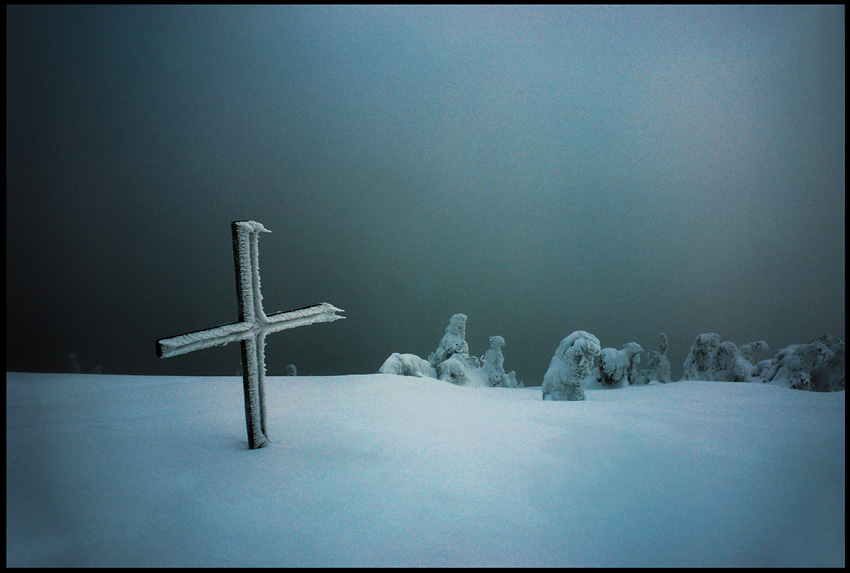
left=6, top=372, right=845, bottom=567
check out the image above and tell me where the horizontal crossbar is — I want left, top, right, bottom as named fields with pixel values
left=156, top=303, right=344, bottom=359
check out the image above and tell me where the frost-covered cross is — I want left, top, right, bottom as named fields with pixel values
left=156, top=221, right=344, bottom=449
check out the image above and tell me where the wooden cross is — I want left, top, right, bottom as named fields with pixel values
left=156, top=220, right=344, bottom=449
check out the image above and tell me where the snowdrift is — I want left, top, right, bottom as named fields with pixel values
left=6, top=372, right=845, bottom=567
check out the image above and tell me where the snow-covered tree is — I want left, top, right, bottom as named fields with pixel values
left=633, top=333, right=672, bottom=385
left=482, top=336, right=505, bottom=385
left=436, top=354, right=472, bottom=385
left=710, top=341, right=756, bottom=382
left=378, top=314, right=526, bottom=388
left=597, top=342, right=644, bottom=387
left=542, top=331, right=602, bottom=401
left=683, top=334, right=772, bottom=383
left=379, top=353, right=437, bottom=378
left=810, top=336, right=845, bottom=392
left=481, top=335, right=520, bottom=388
left=682, top=333, right=721, bottom=380
left=756, top=335, right=844, bottom=391
left=285, top=364, right=297, bottom=376
left=426, top=313, right=487, bottom=386
left=739, top=340, right=769, bottom=363
left=428, top=313, right=470, bottom=367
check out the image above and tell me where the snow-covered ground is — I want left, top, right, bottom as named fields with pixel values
left=6, top=372, right=845, bottom=567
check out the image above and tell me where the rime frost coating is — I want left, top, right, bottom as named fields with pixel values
left=233, top=220, right=268, bottom=323
left=157, top=322, right=258, bottom=359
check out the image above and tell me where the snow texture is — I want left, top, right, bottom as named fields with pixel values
left=596, top=342, right=644, bottom=388
left=7, top=371, right=843, bottom=567
left=542, top=331, right=602, bottom=401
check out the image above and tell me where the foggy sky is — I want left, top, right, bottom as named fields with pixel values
left=6, top=5, right=845, bottom=382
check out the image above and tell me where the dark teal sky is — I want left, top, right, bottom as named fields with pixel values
left=6, top=5, right=845, bottom=381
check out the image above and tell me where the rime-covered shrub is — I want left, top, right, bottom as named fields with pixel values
left=436, top=354, right=472, bottom=385
left=739, top=340, right=769, bottom=363
left=757, top=335, right=845, bottom=391
left=380, top=313, right=526, bottom=388
left=285, top=364, right=297, bottom=376
left=682, top=333, right=766, bottom=383
left=811, top=337, right=845, bottom=392
left=378, top=353, right=437, bottom=378
left=428, top=313, right=470, bottom=367
left=482, top=336, right=506, bottom=385
left=709, top=341, right=754, bottom=382
left=425, top=313, right=485, bottom=387
left=597, top=342, right=644, bottom=387
left=633, top=333, right=672, bottom=385
left=542, top=331, right=602, bottom=401
left=481, top=335, right=520, bottom=388
left=682, top=333, right=721, bottom=380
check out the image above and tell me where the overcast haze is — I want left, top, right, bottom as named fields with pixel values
left=6, top=5, right=845, bottom=382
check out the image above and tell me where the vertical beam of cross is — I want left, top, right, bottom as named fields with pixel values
left=156, top=220, right=345, bottom=449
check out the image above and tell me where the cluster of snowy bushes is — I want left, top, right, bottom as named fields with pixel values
left=682, top=332, right=845, bottom=392
left=379, top=313, right=845, bottom=400
left=542, top=331, right=671, bottom=400
left=379, top=313, right=522, bottom=388
left=682, top=333, right=770, bottom=383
